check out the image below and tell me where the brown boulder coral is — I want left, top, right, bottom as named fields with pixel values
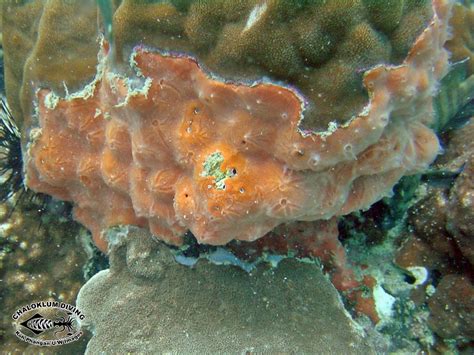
left=3, top=0, right=434, bottom=131
left=75, top=226, right=375, bottom=354
left=24, top=0, right=453, bottom=252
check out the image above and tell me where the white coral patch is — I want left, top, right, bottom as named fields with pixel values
left=374, top=284, right=396, bottom=320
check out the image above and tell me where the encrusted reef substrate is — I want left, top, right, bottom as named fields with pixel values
left=338, top=116, right=474, bottom=352
left=394, top=117, right=474, bottom=350
left=0, top=0, right=473, bottom=352
left=76, top=226, right=376, bottom=354
left=25, top=0, right=453, bottom=253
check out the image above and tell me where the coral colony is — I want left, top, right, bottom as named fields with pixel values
left=1, top=0, right=474, bottom=351
left=2, top=0, right=471, bottom=342
left=26, top=0, right=450, bottom=254
left=13, top=0, right=453, bottom=328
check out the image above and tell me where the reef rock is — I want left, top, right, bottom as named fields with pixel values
left=76, top=226, right=375, bottom=354
left=428, top=274, right=474, bottom=340
left=395, top=117, right=474, bottom=345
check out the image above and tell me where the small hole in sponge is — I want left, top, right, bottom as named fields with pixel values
left=292, top=149, right=305, bottom=157
left=309, top=154, right=320, bottom=167
left=404, top=274, right=416, bottom=285
left=280, top=198, right=287, bottom=206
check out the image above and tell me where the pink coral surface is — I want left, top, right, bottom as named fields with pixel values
left=25, top=1, right=452, bottom=252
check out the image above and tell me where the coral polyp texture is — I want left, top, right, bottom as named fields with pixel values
left=3, top=0, right=434, bottom=131
left=25, top=1, right=452, bottom=252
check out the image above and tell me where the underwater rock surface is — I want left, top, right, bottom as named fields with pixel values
left=77, top=226, right=375, bottom=354
left=395, top=117, right=474, bottom=345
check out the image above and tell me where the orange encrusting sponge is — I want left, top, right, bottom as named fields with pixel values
left=25, top=0, right=452, bottom=252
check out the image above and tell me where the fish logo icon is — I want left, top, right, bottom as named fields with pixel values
left=19, top=312, right=77, bottom=336
left=12, top=301, right=84, bottom=346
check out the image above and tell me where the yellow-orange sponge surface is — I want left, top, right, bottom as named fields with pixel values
left=25, top=0, right=452, bottom=252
